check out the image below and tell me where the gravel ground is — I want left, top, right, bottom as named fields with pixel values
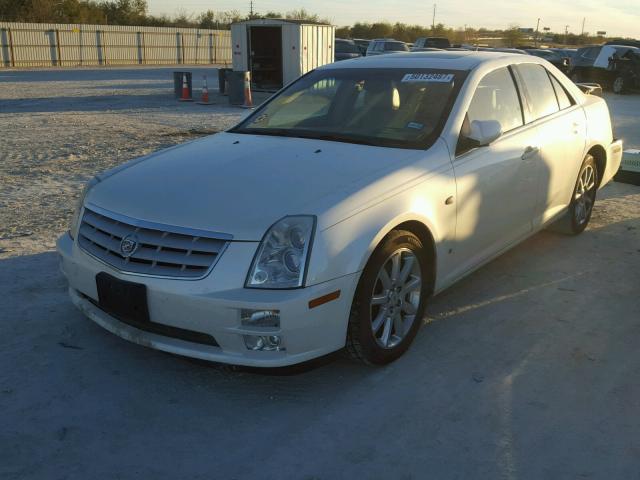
left=0, top=67, right=253, bottom=256
left=1, top=68, right=639, bottom=479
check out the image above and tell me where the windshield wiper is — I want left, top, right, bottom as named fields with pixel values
left=234, top=128, right=383, bottom=146
left=302, top=133, right=380, bottom=146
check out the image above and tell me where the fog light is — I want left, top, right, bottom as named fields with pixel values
left=243, top=334, right=284, bottom=352
left=240, top=309, right=280, bottom=328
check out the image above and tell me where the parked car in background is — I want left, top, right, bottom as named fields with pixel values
left=550, top=48, right=578, bottom=65
left=58, top=51, right=622, bottom=367
left=366, top=39, right=409, bottom=56
left=608, top=47, right=640, bottom=93
left=570, top=44, right=640, bottom=91
left=410, top=47, right=444, bottom=52
left=526, top=49, right=570, bottom=73
left=353, top=38, right=370, bottom=56
left=413, top=37, right=451, bottom=49
left=490, top=48, right=528, bottom=54
left=335, top=39, right=362, bottom=62
left=605, top=39, right=640, bottom=49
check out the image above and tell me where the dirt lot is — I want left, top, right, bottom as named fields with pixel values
left=1, top=68, right=639, bottom=479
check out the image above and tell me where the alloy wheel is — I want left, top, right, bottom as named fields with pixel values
left=613, top=77, right=624, bottom=94
left=369, top=248, right=422, bottom=349
left=574, top=164, right=596, bottom=226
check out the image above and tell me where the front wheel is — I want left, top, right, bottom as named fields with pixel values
left=549, top=154, right=598, bottom=235
left=346, top=230, right=429, bottom=365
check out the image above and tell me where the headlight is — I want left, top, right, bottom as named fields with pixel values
left=69, top=176, right=99, bottom=239
left=246, top=216, right=316, bottom=289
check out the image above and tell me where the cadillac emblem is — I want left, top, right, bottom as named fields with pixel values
left=120, top=234, right=139, bottom=258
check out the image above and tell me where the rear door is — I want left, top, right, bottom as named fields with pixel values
left=513, top=63, right=586, bottom=225
left=450, top=66, right=540, bottom=278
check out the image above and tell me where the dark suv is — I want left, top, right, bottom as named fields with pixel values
left=334, top=39, right=362, bottom=62
left=412, top=37, right=451, bottom=49
left=570, top=44, right=640, bottom=92
left=525, top=49, right=570, bottom=73
left=366, top=39, right=409, bottom=56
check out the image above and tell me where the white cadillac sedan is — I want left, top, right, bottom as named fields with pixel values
left=57, top=52, right=622, bottom=366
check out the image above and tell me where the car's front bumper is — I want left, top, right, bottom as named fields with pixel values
left=57, top=233, right=358, bottom=367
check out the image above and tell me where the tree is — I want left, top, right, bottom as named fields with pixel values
left=503, top=25, right=522, bottom=47
left=335, top=26, right=351, bottom=38
left=101, top=0, right=147, bottom=25
left=285, top=8, right=330, bottom=24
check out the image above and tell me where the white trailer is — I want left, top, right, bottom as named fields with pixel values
left=231, top=19, right=335, bottom=90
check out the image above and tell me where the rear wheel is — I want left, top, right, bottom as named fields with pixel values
left=346, top=230, right=429, bottom=365
left=612, top=75, right=627, bottom=94
left=548, top=154, right=598, bottom=235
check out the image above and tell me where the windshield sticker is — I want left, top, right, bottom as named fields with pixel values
left=401, top=73, right=454, bottom=83
left=406, top=122, right=424, bottom=130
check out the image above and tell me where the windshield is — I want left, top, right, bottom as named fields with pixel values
left=232, top=68, right=466, bottom=149
left=336, top=41, right=360, bottom=54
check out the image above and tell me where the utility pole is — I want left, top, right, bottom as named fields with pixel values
left=534, top=18, right=540, bottom=47
left=564, top=25, right=569, bottom=46
left=581, top=17, right=585, bottom=37
left=432, top=4, right=436, bottom=32
left=250, top=0, right=254, bottom=18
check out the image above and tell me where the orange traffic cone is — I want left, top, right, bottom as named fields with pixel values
left=197, top=75, right=212, bottom=105
left=242, top=71, right=253, bottom=109
left=178, top=73, right=192, bottom=102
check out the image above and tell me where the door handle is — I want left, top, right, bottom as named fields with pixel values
left=521, top=146, right=539, bottom=160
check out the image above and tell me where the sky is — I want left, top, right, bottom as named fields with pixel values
left=148, top=0, right=639, bottom=38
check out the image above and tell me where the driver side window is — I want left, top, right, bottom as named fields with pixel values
left=457, top=67, right=524, bottom=155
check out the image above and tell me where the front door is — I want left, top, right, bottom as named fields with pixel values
left=449, top=67, right=540, bottom=279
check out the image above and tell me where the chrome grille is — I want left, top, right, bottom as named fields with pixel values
left=78, top=207, right=228, bottom=279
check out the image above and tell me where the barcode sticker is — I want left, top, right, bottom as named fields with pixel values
left=401, top=73, right=454, bottom=83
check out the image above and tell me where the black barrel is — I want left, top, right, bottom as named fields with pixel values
left=217, top=68, right=232, bottom=95
left=227, top=71, right=248, bottom=105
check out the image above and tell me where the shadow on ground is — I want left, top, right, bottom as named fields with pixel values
left=1, top=195, right=639, bottom=479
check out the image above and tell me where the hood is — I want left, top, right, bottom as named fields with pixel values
left=87, top=132, right=429, bottom=240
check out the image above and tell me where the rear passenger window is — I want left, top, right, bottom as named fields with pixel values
left=466, top=67, right=524, bottom=133
left=549, top=74, right=573, bottom=110
left=516, top=63, right=559, bottom=121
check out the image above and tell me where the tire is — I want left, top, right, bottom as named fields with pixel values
left=346, top=230, right=430, bottom=365
left=570, top=72, right=581, bottom=83
left=612, top=75, right=626, bottom=94
left=548, top=154, right=598, bottom=235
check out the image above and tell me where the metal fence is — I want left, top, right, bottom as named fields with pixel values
left=0, top=22, right=231, bottom=68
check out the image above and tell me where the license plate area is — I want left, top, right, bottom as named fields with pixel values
left=96, top=272, right=149, bottom=325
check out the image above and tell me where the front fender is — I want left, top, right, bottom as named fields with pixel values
left=306, top=166, right=457, bottom=289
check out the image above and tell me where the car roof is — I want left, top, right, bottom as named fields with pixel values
left=319, top=50, right=537, bottom=71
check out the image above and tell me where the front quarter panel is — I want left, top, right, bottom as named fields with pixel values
left=306, top=140, right=457, bottom=289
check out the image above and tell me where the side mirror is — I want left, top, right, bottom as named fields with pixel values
left=467, top=119, right=503, bottom=146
